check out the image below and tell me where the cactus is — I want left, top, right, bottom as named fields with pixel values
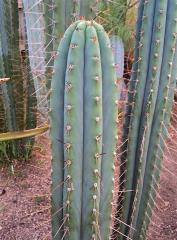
left=44, top=0, right=104, bottom=47
left=43, top=0, right=115, bottom=87
left=0, top=0, right=37, bottom=162
left=43, top=0, right=104, bottom=88
left=50, top=20, right=117, bottom=239
left=23, top=0, right=48, bottom=121
left=115, top=1, right=177, bottom=239
left=110, top=35, right=125, bottom=102
left=0, top=0, right=22, bottom=133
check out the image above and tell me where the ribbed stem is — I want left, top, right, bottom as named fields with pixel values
left=131, top=2, right=177, bottom=238
left=50, top=22, right=77, bottom=239
left=50, top=20, right=117, bottom=240
left=118, top=1, right=156, bottom=236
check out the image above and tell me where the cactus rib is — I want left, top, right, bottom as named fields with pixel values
left=116, top=1, right=177, bottom=239
left=50, top=20, right=117, bottom=240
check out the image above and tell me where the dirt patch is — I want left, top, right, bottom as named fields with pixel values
left=0, top=127, right=177, bottom=239
left=147, top=126, right=177, bottom=240
left=0, top=135, right=52, bottom=240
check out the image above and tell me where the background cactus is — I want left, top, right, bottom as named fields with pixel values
left=0, top=0, right=43, bottom=163
left=115, top=0, right=177, bottom=239
left=0, top=0, right=37, bottom=162
left=43, top=0, right=105, bottom=89
left=43, top=0, right=128, bottom=88
left=110, top=36, right=125, bottom=102
left=50, top=20, right=117, bottom=239
left=23, top=0, right=48, bottom=121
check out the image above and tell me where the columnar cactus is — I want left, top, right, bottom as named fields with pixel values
left=43, top=0, right=109, bottom=87
left=115, top=0, right=177, bottom=239
left=50, top=20, right=118, bottom=239
left=0, top=0, right=37, bottom=162
left=0, top=0, right=23, bottom=133
left=23, top=0, right=48, bottom=119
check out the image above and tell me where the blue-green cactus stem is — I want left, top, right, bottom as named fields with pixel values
left=118, top=0, right=145, bottom=196
left=118, top=1, right=156, bottom=237
left=81, top=23, right=103, bottom=240
left=50, top=20, right=117, bottom=240
left=50, top=22, right=78, bottom=239
left=63, top=21, right=86, bottom=239
left=116, top=1, right=177, bottom=239
left=44, top=0, right=105, bottom=69
left=130, top=2, right=177, bottom=238
left=128, top=0, right=168, bottom=237
left=94, top=21, right=118, bottom=239
left=43, top=0, right=80, bottom=88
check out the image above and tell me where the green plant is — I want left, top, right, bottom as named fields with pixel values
left=0, top=0, right=48, bottom=163
left=97, top=0, right=138, bottom=50
left=0, top=0, right=37, bottom=163
left=43, top=0, right=132, bottom=88
left=43, top=0, right=107, bottom=89
left=34, top=195, right=46, bottom=205
left=23, top=0, right=48, bottom=117
left=115, top=1, right=177, bottom=239
left=50, top=20, right=117, bottom=239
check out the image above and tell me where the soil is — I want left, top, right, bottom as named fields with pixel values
left=147, top=124, right=177, bottom=240
left=0, top=135, right=52, bottom=240
left=0, top=127, right=177, bottom=239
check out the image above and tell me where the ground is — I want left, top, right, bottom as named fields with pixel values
left=0, top=136, right=52, bottom=240
left=0, top=130, right=177, bottom=239
left=147, top=124, right=177, bottom=240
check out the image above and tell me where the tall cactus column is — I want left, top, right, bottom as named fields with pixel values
left=0, top=0, right=37, bottom=162
left=50, top=20, right=117, bottom=239
left=116, top=1, right=177, bottom=239
left=81, top=23, right=103, bottom=239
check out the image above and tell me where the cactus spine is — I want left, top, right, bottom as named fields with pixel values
left=0, top=0, right=37, bottom=162
left=116, top=0, right=177, bottom=239
left=43, top=0, right=107, bottom=88
left=50, top=20, right=117, bottom=239
left=23, top=0, right=47, bottom=116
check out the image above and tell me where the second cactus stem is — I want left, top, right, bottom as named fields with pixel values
left=115, top=0, right=177, bottom=239
left=50, top=20, right=118, bottom=240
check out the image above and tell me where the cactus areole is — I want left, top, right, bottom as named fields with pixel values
left=50, top=20, right=118, bottom=239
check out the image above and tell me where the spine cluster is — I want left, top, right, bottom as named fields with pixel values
left=50, top=20, right=118, bottom=240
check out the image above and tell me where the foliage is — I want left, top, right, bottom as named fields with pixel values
left=97, top=0, right=138, bottom=49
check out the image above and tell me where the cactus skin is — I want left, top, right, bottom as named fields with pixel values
left=43, top=0, right=106, bottom=88
left=110, top=35, right=124, bottom=102
left=93, top=22, right=118, bottom=239
left=0, top=0, right=37, bottom=162
left=130, top=2, right=177, bottom=239
left=23, top=0, right=47, bottom=116
left=50, top=20, right=117, bottom=240
left=116, top=1, right=177, bottom=239
left=50, top=22, right=77, bottom=239
left=0, top=0, right=20, bottom=132
left=0, top=0, right=23, bottom=161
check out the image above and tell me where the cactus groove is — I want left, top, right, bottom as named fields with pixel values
left=116, top=0, right=177, bottom=239
left=43, top=0, right=107, bottom=88
left=50, top=20, right=117, bottom=240
left=0, top=0, right=37, bottom=162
